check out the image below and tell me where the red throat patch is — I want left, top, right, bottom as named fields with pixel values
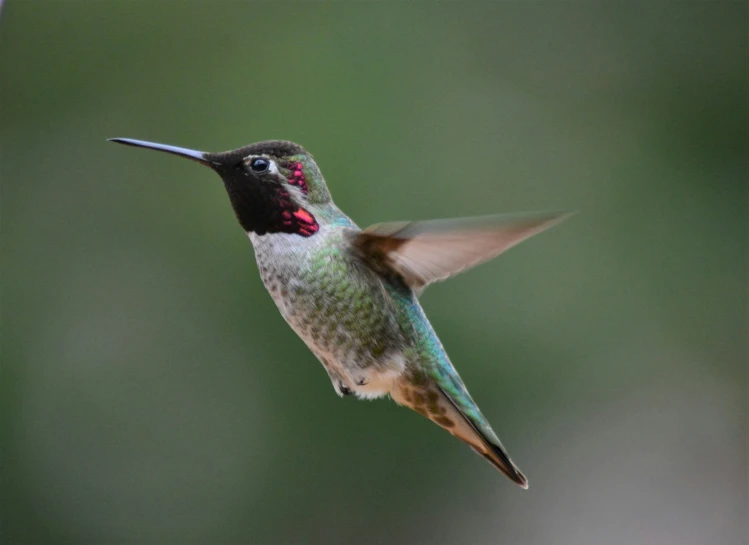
left=284, top=161, right=309, bottom=194
left=292, top=208, right=319, bottom=236
left=277, top=161, right=316, bottom=236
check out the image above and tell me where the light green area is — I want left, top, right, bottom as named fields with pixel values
left=1, top=3, right=745, bottom=545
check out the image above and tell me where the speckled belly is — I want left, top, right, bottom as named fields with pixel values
left=251, top=230, right=408, bottom=397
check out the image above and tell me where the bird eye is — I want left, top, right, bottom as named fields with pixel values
left=249, top=158, right=270, bottom=173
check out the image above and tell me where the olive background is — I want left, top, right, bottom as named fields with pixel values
left=1, top=2, right=746, bottom=545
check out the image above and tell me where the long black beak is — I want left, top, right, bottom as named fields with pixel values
left=108, top=138, right=215, bottom=167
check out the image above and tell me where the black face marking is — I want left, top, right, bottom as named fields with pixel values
left=339, top=383, right=353, bottom=396
left=203, top=146, right=319, bottom=237
left=220, top=174, right=297, bottom=235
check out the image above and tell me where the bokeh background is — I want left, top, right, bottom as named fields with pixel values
left=1, top=2, right=746, bottom=545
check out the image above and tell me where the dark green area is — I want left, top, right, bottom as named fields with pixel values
left=1, top=2, right=746, bottom=544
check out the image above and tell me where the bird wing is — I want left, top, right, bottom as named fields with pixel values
left=350, top=211, right=571, bottom=294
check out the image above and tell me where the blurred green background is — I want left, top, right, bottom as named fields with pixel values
left=1, top=2, right=746, bottom=544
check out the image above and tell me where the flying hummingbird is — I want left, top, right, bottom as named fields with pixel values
left=109, top=137, right=570, bottom=488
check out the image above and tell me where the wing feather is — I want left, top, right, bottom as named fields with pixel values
left=351, top=211, right=571, bottom=293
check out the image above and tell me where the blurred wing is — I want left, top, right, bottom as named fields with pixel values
left=351, top=211, right=571, bottom=293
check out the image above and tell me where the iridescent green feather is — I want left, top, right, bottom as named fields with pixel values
left=385, top=284, right=507, bottom=448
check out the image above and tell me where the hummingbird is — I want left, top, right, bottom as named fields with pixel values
left=109, top=137, right=570, bottom=488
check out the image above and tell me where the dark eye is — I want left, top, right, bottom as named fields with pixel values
left=250, top=158, right=270, bottom=173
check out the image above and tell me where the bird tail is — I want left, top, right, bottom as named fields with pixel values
left=437, top=385, right=528, bottom=488
left=392, top=377, right=528, bottom=488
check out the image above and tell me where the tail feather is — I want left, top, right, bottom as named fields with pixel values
left=438, top=385, right=529, bottom=489
left=471, top=439, right=528, bottom=488
left=392, top=377, right=528, bottom=488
